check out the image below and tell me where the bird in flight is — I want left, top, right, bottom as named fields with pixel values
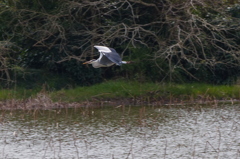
left=83, top=46, right=132, bottom=68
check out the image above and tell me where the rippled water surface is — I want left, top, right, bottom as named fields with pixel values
left=0, top=104, right=240, bottom=158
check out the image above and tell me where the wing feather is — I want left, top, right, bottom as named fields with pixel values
left=94, top=46, right=122, bottom=66
left=98, top=53, right=114, bottom=65
left=102, top=52, right=122, bottom=65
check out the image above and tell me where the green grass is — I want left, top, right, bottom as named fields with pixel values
left=50, top=80, right=240, bottom=102
left=0, top=87, right=41, bottom=100
left=50, top=80, right=161, bottom=102
left=168, top=83, right=240, bottom=99
left=1, top=80, right=240, bottom=102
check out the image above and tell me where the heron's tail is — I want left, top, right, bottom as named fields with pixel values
left=121, top=61, right=134, bottom=64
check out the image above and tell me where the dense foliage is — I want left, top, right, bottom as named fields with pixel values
left=0, top=0, right=240, bottom=88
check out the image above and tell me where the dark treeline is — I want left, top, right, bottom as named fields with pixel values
left=0, top=0, right=240, bottom=88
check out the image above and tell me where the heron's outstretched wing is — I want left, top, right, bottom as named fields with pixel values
left=101, top=51, right=122, bottom=65
left=98, top=53, right=115, bottom=66
left=94, top=46, right=122, bottom=66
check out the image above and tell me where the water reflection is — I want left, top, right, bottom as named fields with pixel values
left=0, top=104, right=240, bottom=158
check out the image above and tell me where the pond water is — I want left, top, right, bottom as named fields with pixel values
left=0, top=104, right=240, bottom=158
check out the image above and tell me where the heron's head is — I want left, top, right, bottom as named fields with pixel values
left=82, top=59, right=97, bottom=64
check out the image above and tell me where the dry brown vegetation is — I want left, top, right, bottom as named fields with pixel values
left=0, top=92, right=237, bottom=110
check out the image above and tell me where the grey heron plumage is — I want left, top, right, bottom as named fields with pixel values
left=83, top=46, right=132, bottom=68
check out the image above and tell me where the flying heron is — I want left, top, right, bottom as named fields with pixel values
left=83, top=46, right=132, bottom=68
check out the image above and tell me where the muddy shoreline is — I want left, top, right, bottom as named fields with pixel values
left=0, top=93, right=238, bottom=110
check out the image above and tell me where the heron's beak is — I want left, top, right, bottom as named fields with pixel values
left=83, top=61, right=90, bottom=64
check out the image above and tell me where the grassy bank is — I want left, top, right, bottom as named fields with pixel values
left=50, top=80, right=240, bottom=103
left=1, top=80, right=240, bottom=105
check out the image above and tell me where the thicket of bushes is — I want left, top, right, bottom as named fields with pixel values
left=0, top=0, right=240, bottom=89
